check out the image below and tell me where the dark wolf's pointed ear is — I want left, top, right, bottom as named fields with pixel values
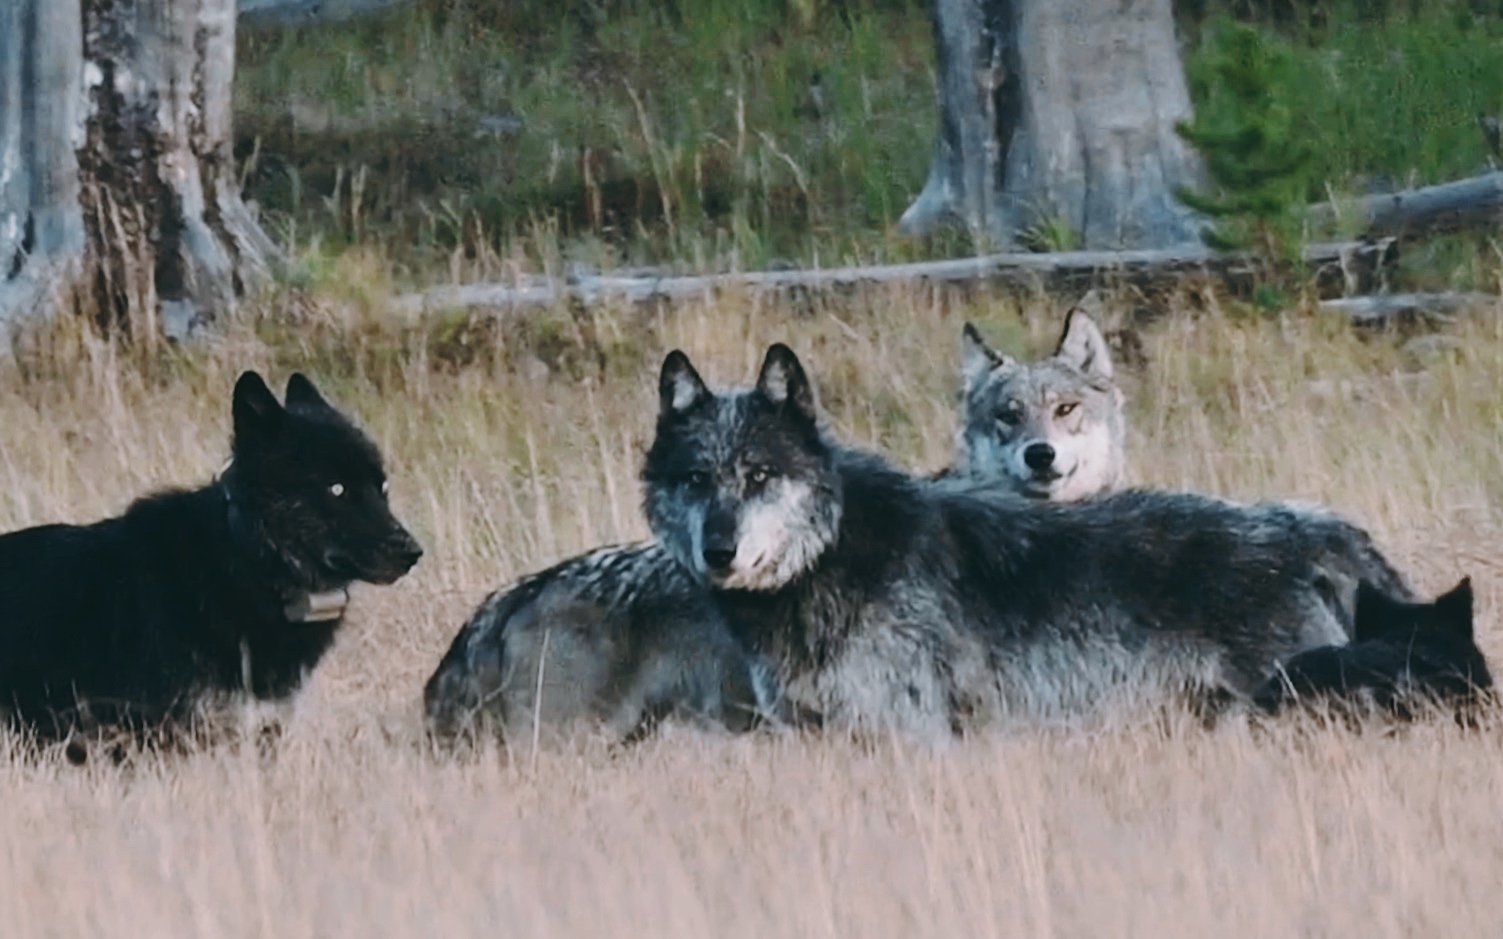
left=284, top=373, right=335, bottom=415
left=232, top=371, right=284, bottom=441
left=960, top=322, right=1013, bottom=395
left=1434, top=576, right=1476, bottom=640
left=1055, top=308, right=1114, bottom=382
left=1353, top=580, right=1396, bottom=642
left=659, top=350, right=710, bottom=416
left=757, top=343, right=818, bottom=423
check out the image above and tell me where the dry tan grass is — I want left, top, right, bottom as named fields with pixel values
left=2, top=287, right=1502, bottom=938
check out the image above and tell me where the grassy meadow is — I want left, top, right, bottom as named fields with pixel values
left=4, top=0, right=1503, bottom=934
left=2, top=287, right=1503, bottom=936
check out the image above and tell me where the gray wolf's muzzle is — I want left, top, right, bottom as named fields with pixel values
left=701, top=503, right=739, bottom=575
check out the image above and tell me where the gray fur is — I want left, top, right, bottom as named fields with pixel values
left=641, top=344, right=1415, bottom=738
left=955, top=310, right=1127, bottom=502
left=423, top=541, right=788, bottom=746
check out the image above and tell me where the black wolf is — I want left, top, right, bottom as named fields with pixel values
left=1253, top=577, right=1493, bottom=722
left=0, top=372, right=423, bottom=744
left=640, top=343, right=1412, bottom=738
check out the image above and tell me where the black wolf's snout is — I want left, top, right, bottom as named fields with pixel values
left=702, top=506, right=738, bottom=573
left=386, top=528, right=425, bottom=572
left=1023, top=442, right=1056, bottom=471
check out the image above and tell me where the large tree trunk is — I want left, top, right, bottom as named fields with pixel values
left=0, top=0, right=88, bottom=327
left=1, top=0, right=278, bottom=341
left=901, top=0, right=1207, bottom=251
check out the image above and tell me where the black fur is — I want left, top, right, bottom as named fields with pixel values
left=0, top=372, right=423, bottom=742
left=1253, top=577, right=1493, bottom=722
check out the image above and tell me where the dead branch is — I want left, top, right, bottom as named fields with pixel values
left=1311, top=171, right=1503, bottom=242
left=392, top=239, right=1394, bottom=317
left=1317, top=292, right=1499, bottom=328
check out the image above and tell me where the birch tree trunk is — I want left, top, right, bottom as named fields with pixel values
left=901, top=0, right=1207, bottom=251
left=1, top=0, right=278, bottom=340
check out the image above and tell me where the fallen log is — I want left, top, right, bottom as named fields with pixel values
left=1317, top=291, right=1499, bottom=328
left=393, top=239, right=1395, bottom=317
left=1310, top=171, right=1503, bottom=242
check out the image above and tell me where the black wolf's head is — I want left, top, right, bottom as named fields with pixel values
left=228, top=372, right=423, bottom=590
left=642, top=344, right=842, bottom=592
left=1255, top=577, right=1492, bottom=718
left=1351, top=576, right=1491, bottom=693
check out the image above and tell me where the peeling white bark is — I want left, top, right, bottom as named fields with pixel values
left=902, top=0, right=1206, bottom=250
left=1, top=0, right=278, bottom=339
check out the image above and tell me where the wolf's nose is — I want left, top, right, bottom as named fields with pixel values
left=702, top=547, right=736, bottom=571
left=1023, top=442, right=1056, bottom=471
left=391, top=533, right=424, bottom=569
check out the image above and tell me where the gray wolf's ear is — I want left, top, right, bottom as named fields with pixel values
left=757, top=343, right=817, bottom=423
left=1055, top=308, right=1114, bottom=382
left=233, top=371, right=284, bottom=440
left=1435, top=576, right=1475, bottom=640
left=659, top=350, right=710, bottom=416
left=284, top=373, right=335, bottom=415
left=960, top=322, right=1012, bottom=395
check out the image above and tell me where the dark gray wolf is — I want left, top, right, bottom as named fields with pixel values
left=423, top=541, right=785, bottom=747
left=952, top=309, right=1126, bottom=501
left=0, top=372, right=423, bottom=746
left=1253, top=577, right=1493, bottom=722
left=421, top=318, right=1127, bottom=747
left=640, top=343, right=1412, bottom=738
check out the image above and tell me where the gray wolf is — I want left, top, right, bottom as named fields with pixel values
left=421, top=317, right=1123, bottom=746
left=1253, top=577, right=1493, bottom=722
left=0, top=372, right=423, bottom=745
left=423, top=541, right=787, bottom=747
left=640, top=342, right=1413, bottom=738
left=952, top=309, right=1126, bottom=501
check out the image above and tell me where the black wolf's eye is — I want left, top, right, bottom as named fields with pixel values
left=1055, top=402, right=1078, bottom=419
left=329, top=483, right=346, bottom=498
left=748, top=466, right=775, bottom=487
left=380, top=480, right=390, bottom=497
left=686, top=470, right=710, bottom=488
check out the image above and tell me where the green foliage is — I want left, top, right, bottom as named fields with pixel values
left=233, top=0, right=1503, bottom=289
left=1175, top=22, right=1314, bottom=258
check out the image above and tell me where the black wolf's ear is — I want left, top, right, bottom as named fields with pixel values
left=757, top=343, right=818, bottom=423
left=232, top=371, right=284, bottom=441
left=285, top=373, right=336, bottom=415
left=1055, top=308, right=1114, bottom=382
left=1353, top=580, right=1397, bottom=642
left=1434, top=576, right=1476, bottom=641
left=659, top=350, right=710, bottom=417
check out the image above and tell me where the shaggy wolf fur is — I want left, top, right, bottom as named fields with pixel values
left=952, top=310, right=1127, bottom=501
left=423, top=541, right=784, bottom=746
left=1253, top=577, right=1493, bottom=722
left=640, top=343, right=1413, bottom=738
left=422, top=319, right=1126, bottom=745
left=0, top=372, right=423, bottom=744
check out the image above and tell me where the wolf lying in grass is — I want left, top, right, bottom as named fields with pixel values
left=1253, top=577, right=1493, bottom=723
left=637, top=343, right=1411, bottom=738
